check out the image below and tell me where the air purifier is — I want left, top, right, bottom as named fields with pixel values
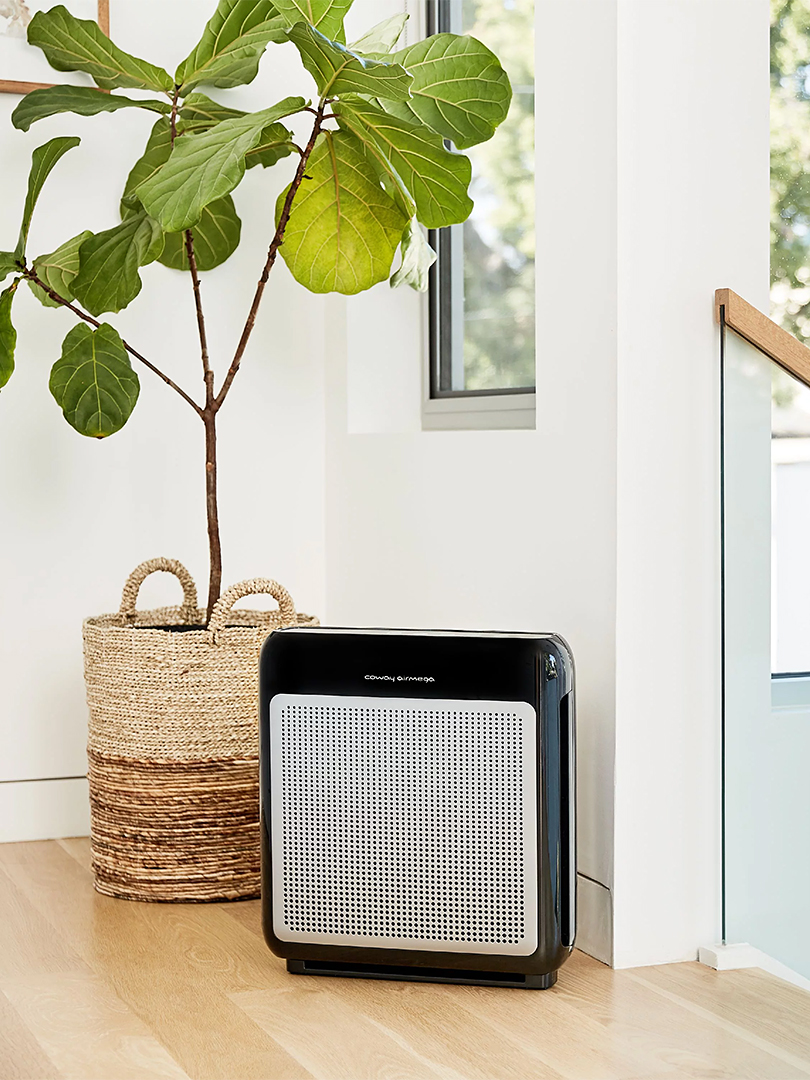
left=259, top=627, right=575, bottom=989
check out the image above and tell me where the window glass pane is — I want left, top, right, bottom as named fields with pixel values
left=771, top=0, right=810, bottom=338
left=772, top=371, right=810, bottom=673
left=430, top=0, right=535, bottom=395
left=723, top=327, right=810, bottom=981
left=769, top=0, right=810, bottom=671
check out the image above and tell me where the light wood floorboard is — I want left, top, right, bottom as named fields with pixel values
left=0, top=839, right=808, bottom=1080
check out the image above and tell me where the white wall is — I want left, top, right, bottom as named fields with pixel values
left=326, top=0, right=771, bottom=967
left=326, top=0, right=619, bottom=962
left=612, top=0, right=770, bottom=967
left=0, top=3, right=326, bottom=818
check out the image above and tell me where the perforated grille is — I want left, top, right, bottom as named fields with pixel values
left=269, top=694, right=537, bottom=955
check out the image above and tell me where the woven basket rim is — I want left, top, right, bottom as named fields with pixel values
left=84, top=606, right=319, bottom=637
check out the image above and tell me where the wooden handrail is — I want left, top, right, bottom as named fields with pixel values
left=716, top=288, right=810, bottom=390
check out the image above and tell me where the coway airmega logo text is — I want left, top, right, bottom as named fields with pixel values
left=364, top=675, right=436, bottom=684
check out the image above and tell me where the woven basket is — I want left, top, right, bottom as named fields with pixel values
left=83, top=557, right=318, bottom=903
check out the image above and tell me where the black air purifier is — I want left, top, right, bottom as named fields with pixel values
left=259, top=628, right=575, bottom=990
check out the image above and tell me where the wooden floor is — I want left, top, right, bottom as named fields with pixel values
left=1, top=840, right=809, bottom=1080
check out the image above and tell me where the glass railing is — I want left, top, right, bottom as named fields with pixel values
left=721, top=299, right=810, bottom=980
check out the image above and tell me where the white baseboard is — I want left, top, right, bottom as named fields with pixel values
left=699, top=942, right=810, bottom=993
left=0, top=777, right=90, bottom=843
left=576, top=873, right=612, bottom=965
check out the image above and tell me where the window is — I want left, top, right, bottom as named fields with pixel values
left=772, top=0, right=810, bottom=338
left=771, top=0, right=810, bottom=672
left=427, top=0, right=535, bottom=402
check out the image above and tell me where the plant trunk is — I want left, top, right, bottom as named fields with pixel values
left=204, top=408, right=222, bottom=622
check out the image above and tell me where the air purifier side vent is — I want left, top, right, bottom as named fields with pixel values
left=269, top=694, right=538, bottom=956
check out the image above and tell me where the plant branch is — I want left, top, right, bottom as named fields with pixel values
left=21, top=265, right=204, bottom=417
left=168, top=88, right=213, bottom=405
left=203, top=410, right=221, bottom=621
left=167, top=85, right=221, bottom=612
left=169, top=86, right=180, bottom=141
left=214, top=105, right=326, bottom=410
left=184, top=229, right=212, bottom=398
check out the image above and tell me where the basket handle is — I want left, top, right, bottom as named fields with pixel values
left=119, top=558, right=199, bottom=624
left=207, top=578, right=297, bottom=642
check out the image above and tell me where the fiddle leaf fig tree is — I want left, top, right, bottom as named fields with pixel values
left=0, top=0, right=511, bottom=617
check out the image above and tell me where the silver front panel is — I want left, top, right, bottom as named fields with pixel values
left=269, top=694, right=538, bottom=955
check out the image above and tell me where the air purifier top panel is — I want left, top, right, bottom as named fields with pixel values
left=260, top=626, right=573, bottom=704
left=269, top=692, right=538, bottom=956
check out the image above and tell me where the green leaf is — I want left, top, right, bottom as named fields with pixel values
left=0, top=252, right=19, bottom=286
left=49, top=322, right=139, bottom=437
left=27, top=5, right=173, bottom=93
left=121, top=117, right=172, bottom=216
left=247, top=122, right=296, bottom=168
left=350, top=13, right=407, bottom=55
left=278, top=130, right=408, bottom=294
left=272, top=0, right=353, bottom=41
left=158, top=196, right=242, bottom=271
left=138, top=97, right=306, bottom=233
left=11, top=85, right=169, bottom=132
left=178, top=94, right=295, bottom=168
left=120, top=117, right=244, bottom=271
left=28, top=230, right=93, bottom=307
left=0, top=280, right=18, bottom=390
left=177, top=92, right=245, bottom=132
left=390, top=218, right=435, bottom=292
left=175, top=0, right=288, bottom=94
left=16, top=136, right=81, bottom=259
left=71, top=212, right=163, bottom=315
left=336, top=100, right=472, bottom=228
left=383, top=34, right=512, bottom=150
left=287, top=23, right=412, bottom=100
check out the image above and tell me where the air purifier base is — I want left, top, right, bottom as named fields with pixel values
left=286, top=959, right=558, bottom=990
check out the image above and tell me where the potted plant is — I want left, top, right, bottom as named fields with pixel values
left=0, top=0, right=511, bottom=901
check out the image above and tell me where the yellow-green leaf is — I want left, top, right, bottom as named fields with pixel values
left=278, top=130, right=408, bottom=294
left=272, top=0, right=353, bottom=41
left=27, top=5, right=172, bottom=92
left=49, top=322, right=139, bottom=437
left=383, top=34, right=512, bottom=150
left=336, top=100, right=472, bottom=228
